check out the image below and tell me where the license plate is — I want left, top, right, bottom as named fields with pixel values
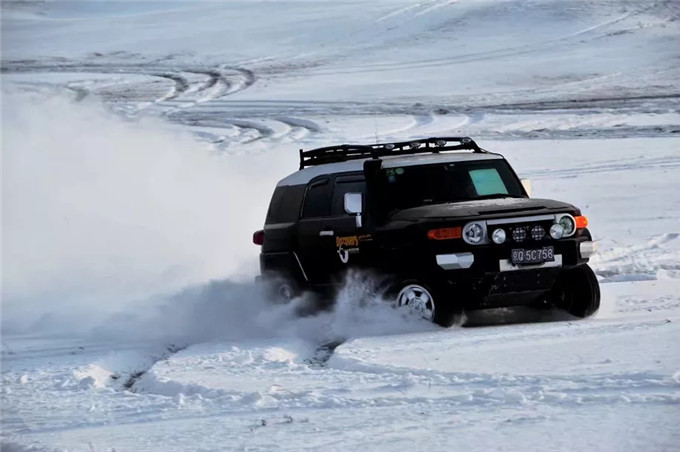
left=511, top=246, right=555, bottom=265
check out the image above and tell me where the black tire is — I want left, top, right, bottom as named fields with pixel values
left=263, top=272, right=300, bottom=304
left=389, top=279, right=462, bottom=327
left=549, top=264, right=600, bottom=318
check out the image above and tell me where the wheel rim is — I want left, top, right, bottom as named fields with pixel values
left=396, top=284, right=435, bottom=321
left=278, top=284, right=294, bottom=302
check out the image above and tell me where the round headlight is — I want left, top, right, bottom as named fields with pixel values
left=512, top=227, right=527, bottom=243
left=531, top=225, right=545, bottom=241
left=558, top=215, right=576, bottom=236
left=463, top=222, right=485, bottom=244
left=492, top=228, right=506, bottom=244
left=550, top=223, right=565, bottom=239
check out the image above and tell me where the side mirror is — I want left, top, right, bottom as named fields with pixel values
left=521, top=179, right=532, bottom=197
left=344, top=192, right=363, bottom=228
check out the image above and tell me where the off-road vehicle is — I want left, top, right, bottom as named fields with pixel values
left=253, top=137, right=600, bottom=326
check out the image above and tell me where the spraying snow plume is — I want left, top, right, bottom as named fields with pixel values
left=1, top=91, right=288, bottom=333
left=93, top=271, right=436, bottom=348
left=2, top=92, right=433, bottom=342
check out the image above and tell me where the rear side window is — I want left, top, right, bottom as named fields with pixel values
left=302, top=178, right=331, bottom=218
left=331, top=176, right=365, bottom=216
left=265, top=185, right=305, bottom=224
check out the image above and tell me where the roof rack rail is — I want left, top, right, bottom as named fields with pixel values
left=299, top=137, right=483, bottom=169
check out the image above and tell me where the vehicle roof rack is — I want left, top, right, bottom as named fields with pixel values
left=299, top=136, right=484, bottom=169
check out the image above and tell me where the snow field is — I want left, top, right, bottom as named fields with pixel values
left=2, top=0, right=680, bottom=450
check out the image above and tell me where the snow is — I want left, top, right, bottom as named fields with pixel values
left=2, top=0, right=680, bottom=451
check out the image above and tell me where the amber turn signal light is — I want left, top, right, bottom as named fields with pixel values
left=575, top=216, right=588, bottom=229
left=427, top=227, right=462, bottom=240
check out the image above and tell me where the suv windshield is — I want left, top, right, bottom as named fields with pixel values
left=381, top=159, right=525, bottom=210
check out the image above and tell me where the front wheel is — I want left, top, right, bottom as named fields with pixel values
left=549, top=264, right=601, bottom=318
left=392, top=280, right=462, bottom=327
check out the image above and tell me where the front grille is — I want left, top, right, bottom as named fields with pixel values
left=494, top=220, right=554, bottom=243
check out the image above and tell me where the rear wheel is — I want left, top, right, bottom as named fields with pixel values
left=392, top=280, right=462, bottom=327
left=263, top=273, right=300, bottom=304
left=549, top=264, right=600, bottom=318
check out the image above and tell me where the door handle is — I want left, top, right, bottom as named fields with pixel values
left=319, top=230, right=334, bottom=237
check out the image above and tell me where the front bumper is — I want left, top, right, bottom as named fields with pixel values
left=434, top=239, right=595, bottom=273
left=431, top=239, right=597, bottom=308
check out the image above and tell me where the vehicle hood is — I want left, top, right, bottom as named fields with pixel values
left=389, top=197, right=578, bottom=222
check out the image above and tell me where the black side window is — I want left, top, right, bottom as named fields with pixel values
left=331, top=176, right=365, bottom=216
left=302, top=178, right=331, bottom=218
left=265, top=185, right=305, bottom=224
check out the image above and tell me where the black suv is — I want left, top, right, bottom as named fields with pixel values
left=254, top=137, right=600, bottom=326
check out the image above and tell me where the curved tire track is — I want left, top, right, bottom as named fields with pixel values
left=184, top=67, right=255, bottom=102
left=3, top=58, right=257, bottom=111
left=153, top=72, right=191, bottom=102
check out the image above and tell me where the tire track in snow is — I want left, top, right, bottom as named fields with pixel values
left=523, top=156, right=680, bottom=179
left=149, top=67, right=255, bottom=112
left=274, top=116, right=323, bottom=140
left=2, top=58, right=257, bottom=115
left=313, top=3, right=673, bottom=75
left=153, top=72, right=190, bottom=102
left=170, top=115, right=321, bottom=145
left=5, top=56, right=675, bottom=145
left=224, top=66, right=256, bottom=95
left=65, top=84, right=90, bottom=102
left=185, top=70, right=230, bottom=103
left=483, top=92, right=680, bottom=113
left=593, top=233, right=680, bottom=282
left=125, top=328, right=680, bottom=411
left=232, top=120, right=275, bottom=143
left=305, top=340, right=345, bottom=368
left=187, top=67, right=255, bottom=101
left=9, top=61, right=272, bottom=146
left=359, top=112, right=472, bottom=142
left=374, top=0, right=454, bottom=23
left=229, top=116, right=321, bottom=143
left=123, top=345, right=187, bottom=392
left=72, top=345, right=188, bottom=393
left=276, top=116, right=322, bottom=133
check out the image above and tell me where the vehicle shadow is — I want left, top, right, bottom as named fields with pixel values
left=462, top=306, right=577, bottom=328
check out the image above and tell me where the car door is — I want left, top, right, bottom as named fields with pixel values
left=319, top=174, right=368, bottom=282
left=295, top=177, right=332, bottom=284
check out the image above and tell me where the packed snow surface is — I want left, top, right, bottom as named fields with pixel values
left=2, top=1, right=679, bottom=451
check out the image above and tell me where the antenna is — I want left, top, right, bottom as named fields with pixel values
left=374, top=117, right=379, bottom=144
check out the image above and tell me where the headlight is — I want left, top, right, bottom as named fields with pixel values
left=512, top=226, right=527, bottom=243
left=550, top=223, right=565, bottom=239
left=557, top=214, right=576, bottom=236
left=492, top=228, right=506, bottom=244
left=530, top=225, right=545, bottom=240
left=463, top=222, right=485, bottom=244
